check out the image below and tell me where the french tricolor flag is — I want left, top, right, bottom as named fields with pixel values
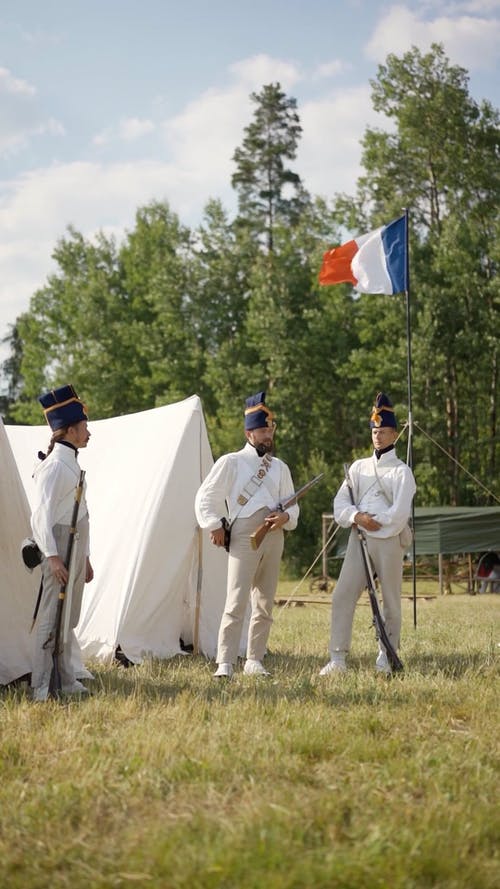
left=319, top=215, right=406, bottom=295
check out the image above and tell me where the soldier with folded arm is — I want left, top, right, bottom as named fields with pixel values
left=320, top=392, right=416, bottom=676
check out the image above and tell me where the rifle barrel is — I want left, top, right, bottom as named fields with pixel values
left=250, top=472, right=324, bottom=551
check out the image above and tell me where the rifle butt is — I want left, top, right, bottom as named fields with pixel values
left=250, top=522, right=270, bottom=550
left=367, top=588, right=404, bottom=672
left=48, top=657, right=62, bottom=699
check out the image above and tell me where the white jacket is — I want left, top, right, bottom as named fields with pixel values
left=334, top=449, right=416, bottom=539
left=195, top=442, right=299, bottom=533
left=31, top=442, right=89, bottom=557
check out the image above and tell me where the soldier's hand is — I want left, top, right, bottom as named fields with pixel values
left=210, top=526, right=226, bottom=547
left=48, top=555, right=68, bottom=585
left=354, top=512, right=381, bottom=532
left=264, top=511, right=289, bottom=531
left=85, top=557, right=94, bottom=583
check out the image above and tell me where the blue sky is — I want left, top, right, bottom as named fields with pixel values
left=1, top=0, right=499, bottom=350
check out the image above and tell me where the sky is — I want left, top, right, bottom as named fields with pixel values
left=1, top=0, right=499, bottom=355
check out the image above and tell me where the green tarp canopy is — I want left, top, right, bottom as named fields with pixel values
left=330, top=507, right=500, bottom=557
left=411, top=507, right=500, bottom=555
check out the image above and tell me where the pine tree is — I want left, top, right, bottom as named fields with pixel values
left=232, top=83, right=304, bottom=252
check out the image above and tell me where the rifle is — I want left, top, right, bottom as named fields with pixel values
left=250, top=473, right=324, bottom=551
left=343, top=463, right=403, bottom=673
left=47, top=470, right=86, bottom=699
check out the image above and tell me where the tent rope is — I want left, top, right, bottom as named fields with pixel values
left=275, top=523, right=341, bottom=617
left=413, top=421, right=500, bottom=505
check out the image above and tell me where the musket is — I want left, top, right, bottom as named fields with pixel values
left=343, top=463, right=404, bottom=673
left=47, top=469, right=86, bottom=699
left=250, top=473, right=324, bottom=551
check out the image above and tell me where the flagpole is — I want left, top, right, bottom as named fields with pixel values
left=318, top=212, right=417, bottom=625
left=403, top=207, right=417, bottom=628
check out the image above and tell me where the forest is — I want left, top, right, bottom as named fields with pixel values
left=2, top=44, right=499, bottom=572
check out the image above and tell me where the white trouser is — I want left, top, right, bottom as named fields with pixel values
left=31, top=516, right=89, bottom=690
left=330, top=527, right=404, bottom=654
left=217, top=508, right=284, bottom=664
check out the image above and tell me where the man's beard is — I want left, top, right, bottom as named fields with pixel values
left=254, top=441, right=273, bottom=457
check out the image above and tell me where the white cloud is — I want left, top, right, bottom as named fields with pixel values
left=2, top=54, right=305, bottom=342
left=228, top=54, right=302, bottom=91
left=0, top=80, right=383, bottom=345
left=0, top=157, right=236, bottom=346
left=312, top=60, right=349, bottom=80
left=0, top=52, right=389, bottom=347
left=0, top=117, right=65, bottom=156
left=0, top=160, right=213, bottom=245
left=20, top=28, right=63, bottom=47
left=163, top=88, right=248, bottom=184
left=426, top=2, right=500, bottom=13
left=0, top=66, right=35, bottom=96
left=93, top=118, right=156, bottom=145
left=298, top=85, right=386, bottom=198
left=161, top=53, right=302, bottom=184
left=365, top=4, right=500, bottom=69
left=0, top=238, right=50, bottom=332
left=162, top=54, right=304, bottom=196
left=0, top=66, right=65, bottom=155
left=0, top=75, right=259, bottom=342
left=92, top=128, right=112, bottom=146
left=118, top=117, right=155, bottom=141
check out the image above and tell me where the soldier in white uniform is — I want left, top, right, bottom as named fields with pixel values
left=320, top=392, right=416, bottom=676
left=30, top=385, right=94, bottom=701
left=195, top=392, right=299, bottom=678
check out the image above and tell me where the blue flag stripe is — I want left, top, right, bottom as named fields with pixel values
left=382, top=216, right=406, bottom=294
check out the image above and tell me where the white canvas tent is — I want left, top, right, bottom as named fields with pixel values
left=5, top=395, right=229, bottom=675
left=0, top=418, right=36, bottom=684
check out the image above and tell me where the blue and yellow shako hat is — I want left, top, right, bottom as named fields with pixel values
left=39, top=384, right=88, bottom=431
left=244, top=391, right=275, bottom=431
left=370, top=392, right=397, bottom=429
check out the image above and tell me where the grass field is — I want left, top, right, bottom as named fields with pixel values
left=1, top=590, right=498, bottom=889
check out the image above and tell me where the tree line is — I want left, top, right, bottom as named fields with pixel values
left=2, top=44, right=499, bottom=573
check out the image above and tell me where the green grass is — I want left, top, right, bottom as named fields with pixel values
left=1, top=593, right=498, bottom=889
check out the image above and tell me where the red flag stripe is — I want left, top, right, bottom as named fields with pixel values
left=318, top=239, right=358, bottom=286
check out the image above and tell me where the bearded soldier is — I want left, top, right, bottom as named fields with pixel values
left=195, top=392, right=299, bottom=678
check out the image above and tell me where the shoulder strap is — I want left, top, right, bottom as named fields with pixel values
left=372, top=457, right=393, bottom=505
left=228, top=453, right=273, bottom=526
left=352, top=460, right=379, bottom=505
